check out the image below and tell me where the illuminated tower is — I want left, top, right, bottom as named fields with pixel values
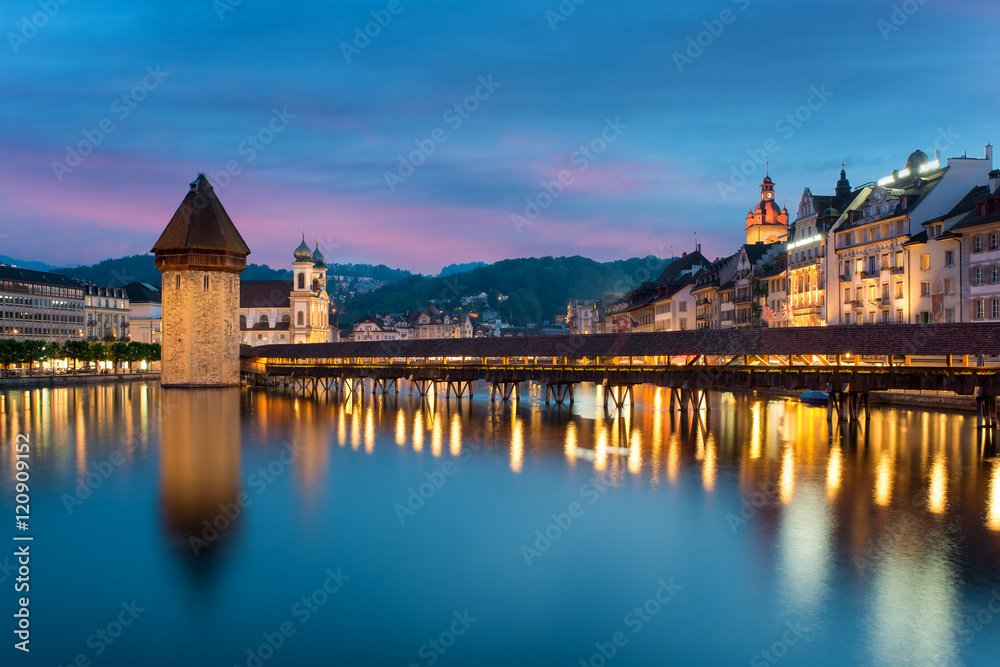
left=151, top=174, right=250, bottom=386
left=745, top=173, right=790, bottom=244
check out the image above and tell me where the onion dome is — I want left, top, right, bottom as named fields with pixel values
left=312, top=241, right=326, bottom=267
left=293, top=233, right=312, bottom=261
left=821, top=207, right=839, bottom=218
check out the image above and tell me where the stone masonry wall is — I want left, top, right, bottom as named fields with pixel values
left=161, top=269, right=241, bottom=386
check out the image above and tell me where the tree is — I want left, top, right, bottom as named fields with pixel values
left=45, top=341, right=64, bottom=367
left=64, top=340, right=88, bottom=371
left=20, top=340, right=46, bottom=371
left=109, top=342, right=128, bottom=373
left=126, top=341, right=144, bottom=372
left=90, top=342, right=108, bottom=372
left=0, top=339, right=23, bottom=370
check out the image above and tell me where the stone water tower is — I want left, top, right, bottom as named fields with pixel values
left=152, top=174, right=250, bottom=386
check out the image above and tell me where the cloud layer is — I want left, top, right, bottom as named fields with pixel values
left=2, top=0, right=997, bottom=274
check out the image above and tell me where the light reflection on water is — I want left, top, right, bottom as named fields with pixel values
left=1, top=380, right=999, bottom=666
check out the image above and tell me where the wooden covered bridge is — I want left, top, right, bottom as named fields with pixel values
left=240, top=323, right=1000, bottom=425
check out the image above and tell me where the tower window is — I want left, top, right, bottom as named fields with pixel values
left=176, top=275, right=180, bottom=290
left=297, top=311, right=304, bottom=326
left=298, top=273, right=305, bottom=289
left=204, top=275, right=209, bottom=290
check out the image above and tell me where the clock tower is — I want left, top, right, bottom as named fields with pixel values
left=745, top=173, right=789, bottom=244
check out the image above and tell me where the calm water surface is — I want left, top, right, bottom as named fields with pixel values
left=2, top=381, right=1000, bottom=666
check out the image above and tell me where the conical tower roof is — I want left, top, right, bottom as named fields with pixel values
left=151, top=174, right=250, bottom=255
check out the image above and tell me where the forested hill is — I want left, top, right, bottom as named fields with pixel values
left=52, top=254, right=411, bottom=287
left=343, top=255, right=671, bottom=325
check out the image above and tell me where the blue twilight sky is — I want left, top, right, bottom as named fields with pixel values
left=0, top=0, right=997, bottom=274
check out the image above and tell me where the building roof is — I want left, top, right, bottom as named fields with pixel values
left=244, top=323, right=1000, bottom=359
left=124, top=282, right=162, bottom=304
left=940, top=186, right=999, bottom=234
left=151, top=174, right=251, bottom=255
left=655, top=250, right=707, bottom=284
left=0, top=264, right=85, bottom=291
left=835, top=170, right=946, bottom=231
left=240, top=280, right=292, bottom=308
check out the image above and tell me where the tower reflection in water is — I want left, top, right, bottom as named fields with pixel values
left=159, top=387, right=242, bottom=575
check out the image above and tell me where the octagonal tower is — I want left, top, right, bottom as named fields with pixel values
left=151, top=174, right=250, bottom=386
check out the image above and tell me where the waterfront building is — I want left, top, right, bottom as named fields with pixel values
left=831, top=147, right=993, bottom=325
left=730, top=243, right=782, bottom=328
left=81, top=283, right=130, bottom=341
left=408, top=304, right=473, bottom=339
left=349, top=314, right=400, bottom=341
left=904, top=185, right=987, bottom=323
left=125, top=282, right=162, bottom=344
left=651, top=250, right=706, bottom=332
left=786, top=166, right=855, bottom=326
left=152, top=173, right=250, bottom=386
left=946, top=169, right=1000, bottom=321
left=692, top=253, right=738, bottom=330
left=0, top=264, right=85, bottom=341
left=239, top=236, right=339, bottom=346
left=566, top=300, right=595, bottom=334
left=758, top=253, right=788, bottom=327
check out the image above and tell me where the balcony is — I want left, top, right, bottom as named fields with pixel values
left=840, top=274, right=852, bottom=282
left=696, top=297, right=711, bottom=306
left=851, top=300, right=863, bottom=308
left=734, top=295, right=752, bottom=304
left=890, top=266, right=905, bottom=275
left=881, top=297, right=891, bottom=306
left=860, top=270, right=879, bottom=279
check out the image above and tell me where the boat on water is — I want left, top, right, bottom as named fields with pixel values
left=799, top=390, right=829, bottom=405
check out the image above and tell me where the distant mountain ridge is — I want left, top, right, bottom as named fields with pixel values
left=344, top=255, right=671, bottom=326
left=45, top=254, right=411, bottom=288
left=0, top=255, right=58, bottom=272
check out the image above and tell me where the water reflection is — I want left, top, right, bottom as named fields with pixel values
left=159, top=388, right=242, bottom=564
left=4, top=380, right=1000, bottom=666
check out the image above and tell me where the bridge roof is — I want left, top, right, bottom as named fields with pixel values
left=243, top=323, right=1000, bottom=359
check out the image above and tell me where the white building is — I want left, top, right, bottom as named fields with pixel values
left=830, top=147, right=993, bottom=325
left=125, top=282, right=162, bottom=344
left=240, top=235, right=339, bottom=346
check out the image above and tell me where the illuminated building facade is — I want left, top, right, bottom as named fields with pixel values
left=0, top=264, right=85, bottom=341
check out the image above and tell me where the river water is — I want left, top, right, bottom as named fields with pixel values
left=2, top=381, right=999, bottom=666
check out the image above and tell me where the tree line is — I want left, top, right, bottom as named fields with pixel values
left=343, top=255, right=671, bottom=325
left=0, top=339, right=161, bottom=373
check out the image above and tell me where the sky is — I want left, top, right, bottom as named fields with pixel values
left=1, top=0, right=997, bottom=275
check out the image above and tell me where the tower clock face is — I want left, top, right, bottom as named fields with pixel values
left=765, top=192, right=773, bottom=200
